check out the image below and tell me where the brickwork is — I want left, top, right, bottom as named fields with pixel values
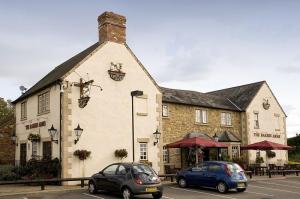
left=162, top=103, right=242, bottom=168
left=0, top=118, right=15, bottom=165
left=98, top=12, right=126, bottom=44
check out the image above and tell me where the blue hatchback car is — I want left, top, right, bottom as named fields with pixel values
left=176, top=161, right=247, bottom=193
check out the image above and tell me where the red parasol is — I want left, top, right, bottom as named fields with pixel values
left=166, top=137, right=228, bottom=148
left=241, top=140, right=293, bottom=150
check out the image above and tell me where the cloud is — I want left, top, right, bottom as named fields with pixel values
left=277, top=65, right=300, bottom=74
left=283, top=104, right=296, bottom=114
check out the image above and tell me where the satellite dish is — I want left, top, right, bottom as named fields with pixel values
left=19, top=85, right=27, bottom=94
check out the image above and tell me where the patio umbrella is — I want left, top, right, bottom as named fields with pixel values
left=241, top=140, right=293, bottom=150
left=241, top=140, right=293, bottom=168
left=166, top=137, right=228, bottom=165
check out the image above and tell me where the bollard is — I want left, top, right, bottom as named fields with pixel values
left=283, top=171, right=286, bottom=177
left=81, top=179, right=84, bottom=188
left=296, top=171, right=299, bottom=176
left=41, top=181, right=45, bottom=190
left=268, top=171, right=272, bottom=178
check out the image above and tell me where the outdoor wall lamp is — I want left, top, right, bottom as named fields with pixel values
left=48, top=124, right=58, bottom=144
left=74, top=124, right=83, bottom=144
left=153, top=129, right=161, bottom=146
left=213, top=133, right=219, bottom=142
left=11, top=134, right=18, bottom=146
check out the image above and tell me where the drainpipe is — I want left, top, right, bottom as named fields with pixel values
left=59, top=82, right=63, bottom=179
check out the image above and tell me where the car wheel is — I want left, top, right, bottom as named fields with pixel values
left=88, top=181, right=97, bottom=194
left=122, top=187, right=134, bottom=199
left=178, top=178, right=187, bottom=188
left=237, top=188, right=246, bottom=192
left=216, top=182, right=228, bottom=193
left=152, top=191, right=163, bottom=199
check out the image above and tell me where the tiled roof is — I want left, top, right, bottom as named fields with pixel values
left=160, top=87, right=242, bottom=111
left=13, top=42, right=100, bottom=103
left=218, top=131, right=240, bottom=142
left=207, top=81, right=265, bottom=111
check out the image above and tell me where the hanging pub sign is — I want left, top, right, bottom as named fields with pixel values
left=108, top=62, right=126, bottom=81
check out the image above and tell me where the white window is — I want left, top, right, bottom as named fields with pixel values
left=32, top=142, right=38, bottom=159
left=254, top=113, right=259, bottom=129
left=162, top=105, right=169, bottom=117
left=140, top=143, right=148, bottom=160
left=21, top=101, right=27, bottom=120
left=275, top=115, right=280, bottom=130
left=232, top=145, right=239, bottom=159
left=195, top=109, right=208, bottom=124
left=221, top=112, right=232, bottom=126
left=163, top=146, right=169, bottom=163
left=38, top=91, right=50, bottom=114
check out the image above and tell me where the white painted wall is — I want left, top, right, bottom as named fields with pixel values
left=246, top=83, right=288, bottom=165
left=63, top=42, right=161, bottom=177
left=15, top=85, right=61, bottom=163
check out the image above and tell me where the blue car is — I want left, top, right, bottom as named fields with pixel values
left=176, top=161, right=247, bottom=193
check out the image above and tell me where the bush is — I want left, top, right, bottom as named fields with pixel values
left=256, top=157, right=264, bottom=163
left=0, top=158, right=60, bottom=181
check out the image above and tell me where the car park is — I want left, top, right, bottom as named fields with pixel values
left=176, top=161, right=247, bottom=193
left=88, top=162, right=163, bottom=199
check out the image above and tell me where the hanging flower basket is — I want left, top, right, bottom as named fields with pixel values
left=27, top=133, right=41, bottom=142
left=266, top=150, right=276, bottom=158
left=114, top=149, right=128, bottom=160
left=73, top=150, right=91, bottom=160
left=78, top=96, right=90, bottom=108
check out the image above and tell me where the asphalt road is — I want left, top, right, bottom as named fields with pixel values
left=2, top=177, right=300, bottom=199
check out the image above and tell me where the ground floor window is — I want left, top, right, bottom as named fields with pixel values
left=32, top=142, right=39, bottom=159
left=43, top=141, right=52, bottom=160
left=163, top=146, right=169, bottom=163
left=139, top=143, right=148, bottom=160
left=232, top=145, right=239, bottom=159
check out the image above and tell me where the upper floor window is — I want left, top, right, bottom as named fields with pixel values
left=21, top=101, right=27, bottom=120
left=275, top=115, right=280, bottom=130
left=221, top=112, right=232, bottom=126
left=139, top=142, right=148, bottom=160
left=38, top=91, right=50, bottom=114
left=195, top=109, right=208, bottom=124
left=254, top=112, right=259, bottom=129
left=162, top=104, right=169, bottom=117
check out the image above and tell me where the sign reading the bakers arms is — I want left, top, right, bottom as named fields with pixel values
left=26, top=121, right=46, bottom=130
left=253, top=132, right=280, bottom=138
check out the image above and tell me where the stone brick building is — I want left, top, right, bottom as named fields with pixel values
left=0, top=116, right=15, bottom=165
left=161, top=81, right=288, bottom=169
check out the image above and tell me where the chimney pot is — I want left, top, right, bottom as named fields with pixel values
left=98, top=11, right=126, bottom=44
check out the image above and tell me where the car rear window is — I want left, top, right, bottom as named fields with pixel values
left=227, top=163, right=244, bottom=173
left=208, top=165, right=222, bottom=172
left=133, top=164, right=156, bottom=176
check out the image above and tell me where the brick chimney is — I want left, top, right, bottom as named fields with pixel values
left=98, top=12, right=126, bottom=44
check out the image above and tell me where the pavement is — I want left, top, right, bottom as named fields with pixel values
left=0, top=176, right=300, bottom=199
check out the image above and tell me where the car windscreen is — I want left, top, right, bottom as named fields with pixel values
left=227, top=163, right=244, bottom=173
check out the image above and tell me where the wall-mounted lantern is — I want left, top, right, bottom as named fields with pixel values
left=48, top=124, right=58, bottom=144
left=74, top=124, right=83, bottom=144
left=11, top=134, right=18, bottom=146
left=213, top=133, right=219, bottom=142
left=153, top=129, right=161, bottom=146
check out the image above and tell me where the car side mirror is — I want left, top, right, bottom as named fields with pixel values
left=99, top=171, right=104, bottom=175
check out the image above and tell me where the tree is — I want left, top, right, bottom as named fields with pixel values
left=0, top=98, right=14, bottom=125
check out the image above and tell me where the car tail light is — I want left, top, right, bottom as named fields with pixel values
left=224, top=165, right=233, bottom=177
left=134, top=176, right=143, bottom=185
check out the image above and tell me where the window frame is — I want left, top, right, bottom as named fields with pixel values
left=162, top=104, right=169, bottom=117
left=38, top=91, right=50, bottom=115
left=163, top=146, right=169, bottom=163
left=195, top=109, right=208, bottom=124
left=231, top=145, right=239, bottom=159
left=21, top=101, right=27, bottom=120
left=221, top=112, right=232, bottom=126
left=139, top=142, right=148, bottom=161
left=254, top=112, right=259, bottom=129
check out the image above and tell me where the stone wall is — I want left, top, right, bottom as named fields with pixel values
left=162, top=102, right=242, bottom=168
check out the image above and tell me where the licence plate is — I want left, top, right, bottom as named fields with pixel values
left=237, top=182, right=245, bottom=188
left=146, top=187, right=157, bottom=192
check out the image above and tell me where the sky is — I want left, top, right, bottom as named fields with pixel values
left=0, top=0, right=299, bottom=137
